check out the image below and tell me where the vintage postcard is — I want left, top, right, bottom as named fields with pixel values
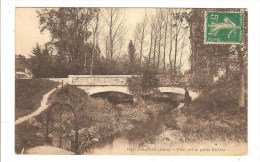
left=14, top=7, right=248, bottom=155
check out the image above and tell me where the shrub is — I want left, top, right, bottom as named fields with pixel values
left=127, top=66, right=160, bottom=101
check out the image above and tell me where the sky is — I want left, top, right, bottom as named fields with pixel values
left=15, top=8, right=146, bottom=58
left=16, top=8, right=50, bottom=57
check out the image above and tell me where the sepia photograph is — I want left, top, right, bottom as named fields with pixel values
left=14, top=7, right=248, bottom=155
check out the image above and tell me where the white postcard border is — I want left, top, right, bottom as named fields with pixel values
left=1, top=0, right=260, bottom=162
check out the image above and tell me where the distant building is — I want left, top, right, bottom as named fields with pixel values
left=15, top=55, right=32, bottom=79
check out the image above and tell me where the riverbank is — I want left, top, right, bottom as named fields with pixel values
left=120, top=82, right=248, bottom=155
left=85, top=87, right=247, bottom=155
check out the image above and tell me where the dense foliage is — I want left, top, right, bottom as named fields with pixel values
left=182, top=73, right=247, bottom=142
left=127, top=65, right=160, bottom=100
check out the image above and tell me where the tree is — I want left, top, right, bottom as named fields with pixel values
left=102, top=8, right=127, bottom=59
left=29, top=43, right=53, bottom=78
left=133, top=12, right=148, bottom=67
left=178, top=36, right=189, bottom=74
left=187, top=9, right=223, bottom=86
left=151, top=16, right=159, bottom=66
left=128, top=40, right=136, bottom=65
left=127, top=64, right=159, bottom=102
left=148, top=17, right=154, bottom=66
left=89, top=12, right=100, bottom=75
left=170, top=10, right=189, bottom=75
left=127, top=40, right=138, bottom=74
left=168, top=9, right=174, bottom=75
left=37, top=8, right=100, bottom=74
left=156, top=9, right=163, bottom=68
left=162, top=10, right=169, bottom=73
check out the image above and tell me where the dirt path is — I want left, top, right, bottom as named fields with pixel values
left=15, top=85, right=61, bottom=125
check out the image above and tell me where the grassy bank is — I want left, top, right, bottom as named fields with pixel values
left=15, top=79, right=59, bottom=119
left=182, top=76, right=247, bottom=143
left=15, top=79, right=59, bottom=153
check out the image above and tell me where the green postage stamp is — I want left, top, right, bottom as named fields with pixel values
left=205, top=11, right=244, bottom=44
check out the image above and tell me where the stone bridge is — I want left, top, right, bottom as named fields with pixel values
left=67, top=75, right=189, bottom=96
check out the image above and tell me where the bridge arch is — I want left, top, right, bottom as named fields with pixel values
left=78, top=86, right=186, bottom=96
left=77, top=86, right=131, bottom=96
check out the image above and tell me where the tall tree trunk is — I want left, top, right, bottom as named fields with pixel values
left=157, top=17, right=162, bottom=67
left=179, top=42, right=184, bottom=74
left=169, top=16, right=173, bottom=75
left=189, top=23, right=194, bottom=76
left=90, top=13, right=99, bottom=75
left=83, top=43, right=88, bottom=73
left=238, top=45, right=245, bottom=108
left=239, top=72, right=245, bottom=107
left=83, top=10, right=89, bottom=73
left=153, top=31, right=158, bottom=65
left=148, top=30, right=153, bottom=66
left=109, top=11, right=113, bottom=59
left=173, top=26, right=178, bottom=75
left=105, top=36, right=109, bottom=59
left=163, top=14, right=168, bottom=74
left=140, top=25, right=145, bottom=67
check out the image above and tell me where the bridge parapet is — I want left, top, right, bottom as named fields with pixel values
left=68, top=75, right=133, bottom=86
left=158, top=75, right=188, bottom=87
left=68, top=75, right=187, bottom=87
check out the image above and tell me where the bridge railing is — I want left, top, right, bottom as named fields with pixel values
left=67, top=75, right=189, bottom=87
left=68, top=75, right=133, bottom=86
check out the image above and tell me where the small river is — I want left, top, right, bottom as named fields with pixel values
left=84, top=93, right=180, bottom=155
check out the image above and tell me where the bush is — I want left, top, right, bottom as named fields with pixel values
left=127, top=66, right=160, bottom=101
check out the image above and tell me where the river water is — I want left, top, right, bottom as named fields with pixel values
left=84, top=96, right=180, bottom=155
